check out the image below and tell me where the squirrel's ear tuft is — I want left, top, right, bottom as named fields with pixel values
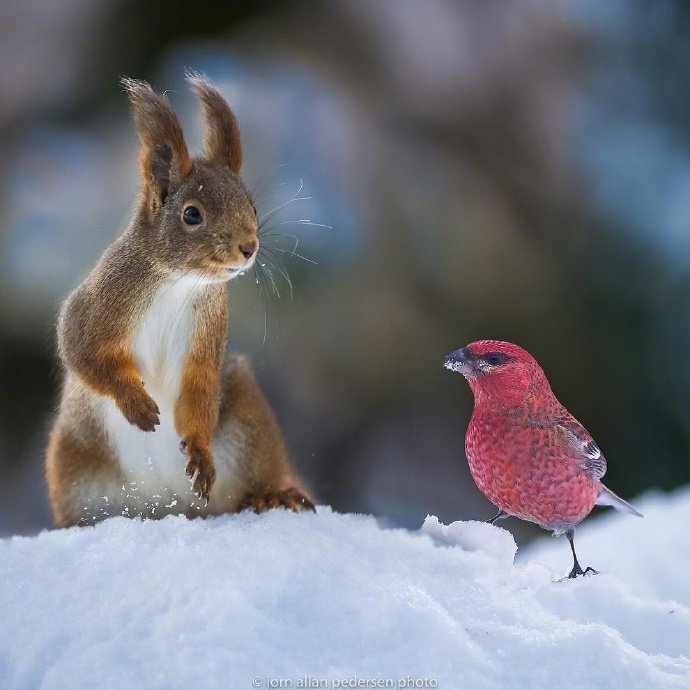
left=186, top=72, right=242, bottom=174
left=121, top=77, right=192, bottom=214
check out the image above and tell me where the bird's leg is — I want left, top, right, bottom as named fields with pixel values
left=566, top=529, right=598, bottom=578
left=487, top=509, right=509, bottom=525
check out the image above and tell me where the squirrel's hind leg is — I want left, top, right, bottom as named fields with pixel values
left=211, top=356, right=314, bottom=515
left=46, top=422, right=127, bottom=527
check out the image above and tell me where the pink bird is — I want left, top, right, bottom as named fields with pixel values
left=444, top=339, right=642, bottom=577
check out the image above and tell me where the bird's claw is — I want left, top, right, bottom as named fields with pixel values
left=567, top=564, right=599, bottom=579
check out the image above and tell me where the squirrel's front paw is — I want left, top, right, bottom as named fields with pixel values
left=118, top=385, right=160, bottom=431
left=182, top=442, right=216, bottom=503
left=240, top=488, right=316, bottom=514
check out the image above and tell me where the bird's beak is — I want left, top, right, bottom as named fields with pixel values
left=443, top=347, right=476, bottom=376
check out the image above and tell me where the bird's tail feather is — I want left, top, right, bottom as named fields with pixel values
left=596, top=485, right=643, bottom=517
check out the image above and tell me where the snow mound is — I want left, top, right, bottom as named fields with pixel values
left=421, top=515, right=517, bottom=566
left=1, top=493, right=689, bottom=690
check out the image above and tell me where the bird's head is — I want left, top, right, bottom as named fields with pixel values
left=444, top=340, right=549, bottom=404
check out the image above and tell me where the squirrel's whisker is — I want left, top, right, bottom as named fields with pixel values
left=274, top=220, right=332, bottom=230
left=266, top=246, right=318, bottom=265
left=258, top=179, right=311, bottom=230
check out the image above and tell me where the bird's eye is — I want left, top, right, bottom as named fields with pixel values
left=485, top=352, right=509, bottom=366
left=183, top=206, right=203, bottom=225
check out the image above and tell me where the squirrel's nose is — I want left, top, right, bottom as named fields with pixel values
left=240, top=240, right=257, bottom=260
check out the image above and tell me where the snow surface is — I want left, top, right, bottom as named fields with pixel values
left=1, top=489, right=689, bottom=690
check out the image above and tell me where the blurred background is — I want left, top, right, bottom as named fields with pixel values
left=2, top=0, right=690, bottom=543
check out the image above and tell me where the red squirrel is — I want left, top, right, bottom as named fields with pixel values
left=46, top=74, right=314, bottom=526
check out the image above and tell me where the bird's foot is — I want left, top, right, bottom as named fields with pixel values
left=567, top=564, right=599, bottom=579
left=486, top=509, right=509, bottom=525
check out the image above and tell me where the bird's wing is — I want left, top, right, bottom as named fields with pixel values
left=525, top=410, right=607, bottom=480
left=554, top=413, right=607, bottom=480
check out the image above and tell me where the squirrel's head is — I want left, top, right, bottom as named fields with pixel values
left=122, top=73, right=258, bottom=283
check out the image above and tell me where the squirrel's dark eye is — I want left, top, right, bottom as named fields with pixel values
left=183, top=206, right=203, bottom=226
left=485, top=352, right=509, bottom=366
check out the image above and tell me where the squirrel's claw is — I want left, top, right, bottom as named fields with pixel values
left=119, top=386, right=160, bottom=432
left=181, top=441, right=216, bottom=504
left=240, top=488, right=316, bottom=514
left=193, top=473, right=214, bottom=504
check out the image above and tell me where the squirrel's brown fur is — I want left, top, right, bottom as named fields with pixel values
left=46, top=74, right=313, bottom=527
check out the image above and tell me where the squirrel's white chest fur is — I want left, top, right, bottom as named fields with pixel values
left=102, top=274, right=213, bottom=509
left=132, top=276, right=196, bottom=401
